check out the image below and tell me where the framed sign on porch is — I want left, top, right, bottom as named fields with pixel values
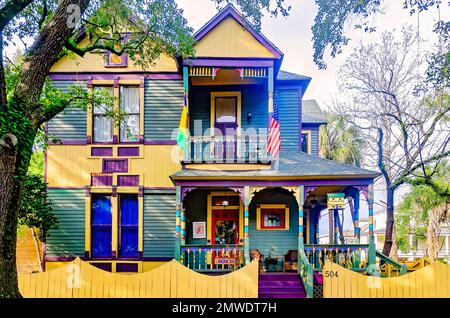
left=256, top=204, right=290, bottom=231
left=192, top=222, right=206, bottom=239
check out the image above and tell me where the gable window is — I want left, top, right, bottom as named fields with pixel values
left=120, top=86, right=140, bottom=142
left=300, top=131, right=311, bottom=154
left=118, top=195, right=139, bottom=258
left=93, top=86, right=114, bottom=143
left=91, top=195, right=112, bottom=258
left=256, top=204, right=290, bottom=231
left=106, top=42, right=127, bottom=67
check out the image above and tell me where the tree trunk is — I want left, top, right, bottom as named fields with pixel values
left=0, top=135, right=22, bottom=298
left=382, top=187, right=395, bottom=256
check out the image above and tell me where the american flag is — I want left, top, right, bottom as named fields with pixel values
left=267, top=91, right=281, bottom=157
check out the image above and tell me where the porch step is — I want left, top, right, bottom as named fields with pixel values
left=258, top=273, right=306, bottom=299
left=314, top=272, right=323, bottom=285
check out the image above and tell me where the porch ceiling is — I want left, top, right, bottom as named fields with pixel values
left=171, top=151, right=380, bottom=181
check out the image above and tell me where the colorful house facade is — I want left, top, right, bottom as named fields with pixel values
left=44, top=5, right=381, bottom=296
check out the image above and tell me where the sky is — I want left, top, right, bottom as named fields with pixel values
left=177, top=0, right=448, bottom=109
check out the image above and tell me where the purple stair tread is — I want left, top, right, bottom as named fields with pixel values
left=259, top=287, right=304, bottom=293
left=259, top=293, right=307, bottom=299
left=258, top=273, right=306, bottom=299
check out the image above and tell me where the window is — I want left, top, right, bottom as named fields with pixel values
left=120, top=86, right=140, bottom=142
left=119, top=195, right=139, bottom=258
left=300, top=131, right=311, bottom=154
left=91, top=195, right=112, bottom=258
left=93, top=86, right=114, bottom=143
left=106, top=42, right=127, bottom=67
left=215, top=97, right=237, bottom=124
left=256, top=204, right=289, bottom=230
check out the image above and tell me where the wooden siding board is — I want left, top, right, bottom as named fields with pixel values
left=277, top=89, right=300, bottom=151
left=46, top=189, right=85, bottom=257
left=144, top=80, right=184, bottom=140
left=47, top=81, right=87, bottom=142
left=143, top=192, right=176, bottom=258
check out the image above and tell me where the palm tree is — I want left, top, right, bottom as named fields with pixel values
left=319, top=114, right=364, bottom=167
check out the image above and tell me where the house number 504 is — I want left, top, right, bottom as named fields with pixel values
left=324, top=271, right=338, bottom=278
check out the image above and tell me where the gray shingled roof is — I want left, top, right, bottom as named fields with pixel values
left=277, top=70, right=311, bottom=81
left=171, top=151, right=379, bottom=180
left=302, top=100, right=328, bottom=124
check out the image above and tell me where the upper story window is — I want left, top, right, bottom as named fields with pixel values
left=91, top=195, right=112, bottom=258
left=301, top=132, right=311, bottom=154
left=106, top=42, right=128, bottom=67
left=120, top=86, right=140, bottom=142
left=93, top=86, right=114, bottom=143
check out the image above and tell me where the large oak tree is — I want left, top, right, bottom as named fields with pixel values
left=0, top=0, right=290, bottom=298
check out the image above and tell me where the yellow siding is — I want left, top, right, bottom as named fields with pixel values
left=323, top=260, right=450, bottom=298
left=46, top=145, right=181, bottom=187
left=21, top=258, right=258, bottom=298
left=195, top=17, right=275, bottom=58
left=50, top=39, right=178, bottom=73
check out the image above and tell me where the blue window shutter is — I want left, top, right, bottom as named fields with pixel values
left=91, top=195, right=112, bottom=258
left=119, top=195, right=139, bottom=258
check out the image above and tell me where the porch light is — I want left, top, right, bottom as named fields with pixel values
left=247, top=112, right=252, bottom=123
left=223, top=199, right=229, bottom=207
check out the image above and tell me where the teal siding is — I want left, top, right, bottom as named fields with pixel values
left=144, top=79, right=184, bottom=140
left=303, top=124, right=320, bottom=157
left=189, top=85, right=268, bottom=135
left=46, top=189, right=85, bottom=257
left=248, top=189, right=301, bottom=256
left=277, top=89, right=300, bottom=151
left=143, top=190, right=176, bottom=258
left=47, top=81, right=87, bottom=142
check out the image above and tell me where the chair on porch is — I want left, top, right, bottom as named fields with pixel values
left=283, top=250, right=298, bottom=272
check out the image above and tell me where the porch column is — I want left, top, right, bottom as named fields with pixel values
left=175, top=186, right=182, bottom=262
left=349, top=192, right=360, bottom=243
left=181, top=208, right=186, bottom=246
left=267, top=67, right=274, bottom=162
left=244, top=186, right=250, bottom=264
left=367, top=184, right=376, bottom=268
left=297, top=186, right=305, bottom=249
left=328, top=209, right=334, bottom=245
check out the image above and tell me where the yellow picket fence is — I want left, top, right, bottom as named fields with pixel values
left=19, top=258, right=258, bottom=298
left=323, top=260, right=450, bottom=298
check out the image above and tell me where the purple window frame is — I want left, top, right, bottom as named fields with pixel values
left=117, top=175, right=139, bottom=187
left=91, top=174, right=113, bottom=186
left=91, top=147, right=113, bottom=157
left=118, top=147, right=140, bottom=157
left=102, top=159, right=128, bottom=173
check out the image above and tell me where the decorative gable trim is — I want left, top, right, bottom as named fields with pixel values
left=194, top=4, right=283, bottom=59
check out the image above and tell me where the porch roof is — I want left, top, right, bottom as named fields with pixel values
left=171, top=151, right=380, bottom=181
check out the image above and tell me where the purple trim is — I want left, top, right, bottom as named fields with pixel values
left=113, top=135, right=119, bottom=144
left=102, top=159, right=128, bottom=173
left=117, top=175, right=139, bottom=187
left=48, top=73, right=180, bottom=81
left=298, top=89, right=303, bottom=151
left=146, top=74, right=183, bottom=80
left=86, top=135, right=92, bottom=144
left=105, top=50, right=128, bottom=68
left=138, top=187, right=144, bottom=197
left=116, top=263, right=138, bottom=273
left=194, top=4, right=283, bottom=58
left=44, top=124, right=48, bottom=184
left=91, top=174, right=113, bottom=186
left=91, top=147, right=113, bottom=157
left=173, top=179, right=375, bottom=187
left=91, top=263, right=113, bottom=272
left=48, top=186, right=87, bottom=190
left=141, top=257, right=173, bottom=262
left=144, top=140, right=177, bottom=145
left=183, top=58, right=274, bottom=68
left=118, top=146, right=140, bottom=157
left=144, top=187, right=176, bottom=190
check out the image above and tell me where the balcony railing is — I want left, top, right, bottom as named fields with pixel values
left=304, top=244, right=369, bottom=271
left=181, top=245, right=244, bottom=272
left=182, top=135, right=269, bottom=163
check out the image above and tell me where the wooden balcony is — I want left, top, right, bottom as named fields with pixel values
left=182, top=135, right=269, bottom=163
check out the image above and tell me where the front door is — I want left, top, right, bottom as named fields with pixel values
left=214, top=96, right=238, bottom=160
left=211, top=209, right=239, bottom=245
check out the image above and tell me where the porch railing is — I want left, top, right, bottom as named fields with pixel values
left=181, top=245, right=244, bottom=272
left=298, top=249, right=314, bottom=298
left=304, top=244, right=369, bottom=272
left=183, top=135, right=269, bottom=163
